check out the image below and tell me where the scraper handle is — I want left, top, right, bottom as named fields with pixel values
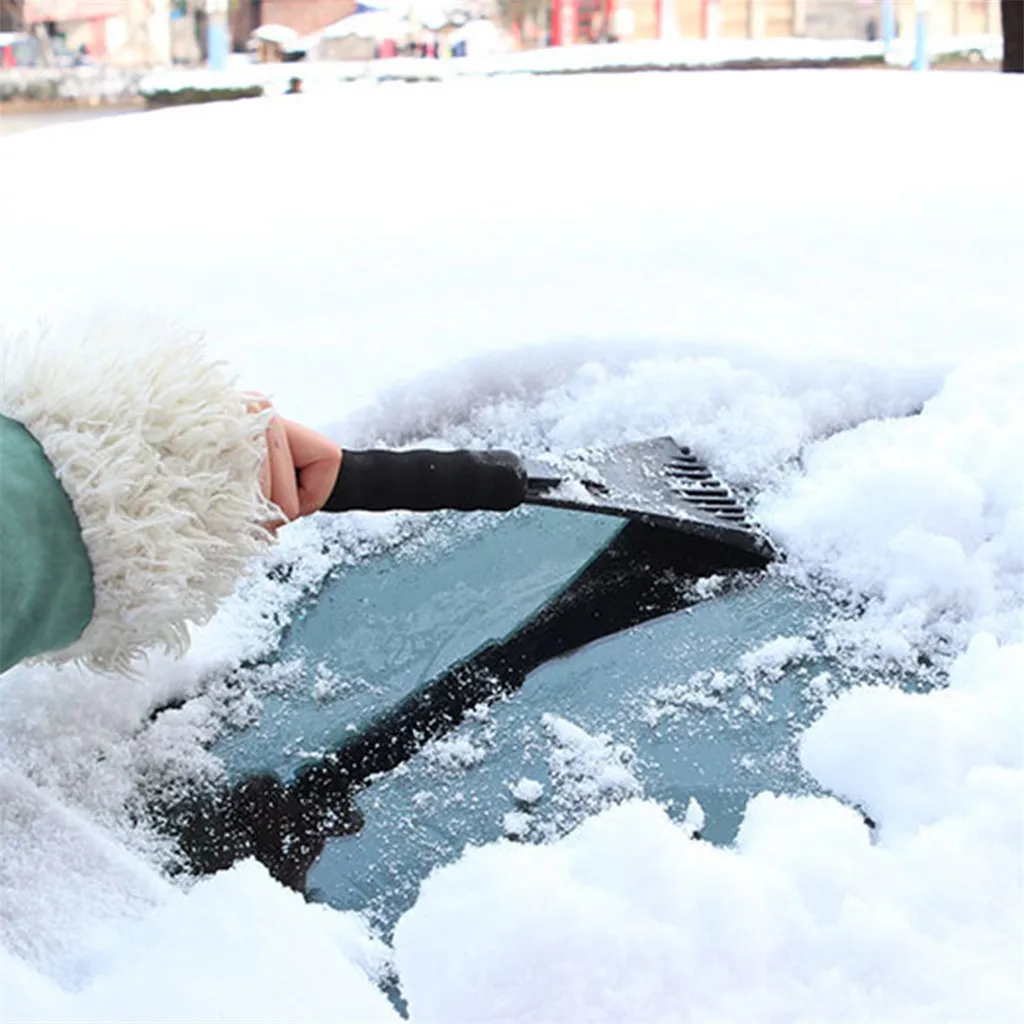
left=323, top=448, right=528, bottom=513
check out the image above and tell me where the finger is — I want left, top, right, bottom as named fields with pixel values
left=266, top=416, right=300, bottom=522
left=281, top=419, right=342, bottom=516
left=244, top=393, right=274, bottom=501
left=243, top=392, right=271, bottom=415
left=259, top=446, right=273, bottom=502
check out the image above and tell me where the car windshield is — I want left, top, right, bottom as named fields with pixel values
left=209, top=504, right=865, bottom=935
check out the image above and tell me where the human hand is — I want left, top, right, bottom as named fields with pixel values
left=249, top=398, right=342, bottom=529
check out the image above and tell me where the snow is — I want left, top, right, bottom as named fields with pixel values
left=510, top=777, right=544, bottom=804
left=681, top=796, right=705, bottom=836
left=251, top=23, right=299, bottom=45
left=759, top=359, right=1024, bottom=652
left=737, top=635, right=817, bottom=682
left=319, top=11, right=409, bottom=40
left=138, top=33, right=1003, bottom=95
left=1, top=860, right=398, bottom=1024
left=395, top=668, right=1022, bottom=1023
left=1, top=69, right=1022, bottom=1022
left=543, top=712, right=642, bottom=808
left=421, top=733, right=489, bottom=771
left=501, top=810, right=532, bottom=837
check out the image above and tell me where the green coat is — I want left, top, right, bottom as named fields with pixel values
left=0, top=414, right=93, bottom=673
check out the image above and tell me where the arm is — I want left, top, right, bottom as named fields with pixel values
left=259, top=423, right=526, bottom=517
left=0, top=415, right=94, bottom=673
left=0, top=332, right=274, bottom=674
left=0, top=329, right=521, bottom=674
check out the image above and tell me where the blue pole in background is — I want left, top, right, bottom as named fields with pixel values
left=206, top=2, right=229, bottom=69
left=913, top=2, right=930, bottom=71
left=881, top=0, right=895, bottom=57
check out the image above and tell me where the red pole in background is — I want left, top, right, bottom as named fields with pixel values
left=551, top=0, right=577, bottom=44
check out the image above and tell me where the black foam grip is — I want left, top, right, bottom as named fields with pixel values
left=324, top=448, right=528, bottom=513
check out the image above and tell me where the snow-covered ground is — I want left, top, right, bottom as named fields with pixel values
left=0, top=70, right=1021, bottom=1022
left=140, top=32, right=1003, bottom=96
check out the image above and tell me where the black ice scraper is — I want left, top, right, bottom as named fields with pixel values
left=324, top=435, right=776, bottom=563
left=168, top=437, right=776, bottom=891
left=299, top=437, right=777, bottom=800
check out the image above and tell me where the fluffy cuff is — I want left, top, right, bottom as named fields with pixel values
left=1, top=326, right=275, bottom=673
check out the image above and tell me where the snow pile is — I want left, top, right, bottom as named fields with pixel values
left=509, top=776, right=544, bottom=804
left=760, top=357, right=1024, bottom=658
left=0, top=70, right=1021, bottom=1023
left=395, top=636, right=1021, bottom=1022
left=422, top=733, right=490, bottom=771
left=502, top=715, right=642, bottom=842
left=504, top=777, right=545, bottom=836
left=543, top=713, right=641, bottom=807
left=0, top=65, right=145, bottom=105
left=1, top=860, right=400, bottom=1024
left=803, top=633, right=1022, bottom=838
left=251, top=23, right=299, bottom=45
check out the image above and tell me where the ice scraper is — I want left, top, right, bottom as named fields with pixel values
left=323, top=435, right=775, bottom=563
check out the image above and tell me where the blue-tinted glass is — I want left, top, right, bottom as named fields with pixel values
left=215, top=507, right=841, bottom=935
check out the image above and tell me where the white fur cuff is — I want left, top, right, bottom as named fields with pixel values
left=1, top=326, right=275, bottom=673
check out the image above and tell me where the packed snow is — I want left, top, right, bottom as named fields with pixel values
left=0, top=68, right=1021, bottom=1023
left=510, top=777, right=544, bottom=805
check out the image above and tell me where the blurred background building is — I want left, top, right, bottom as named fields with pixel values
left=0, top=0, right=1006, bottom=65
left=2, top=0, right=172, bottom=63
left=241, top=0, right=1003, bottom=54
left=557, top=0, right=1001, bottom=47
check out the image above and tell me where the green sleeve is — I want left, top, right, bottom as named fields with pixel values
left=0, top=414, right=95, bottom=674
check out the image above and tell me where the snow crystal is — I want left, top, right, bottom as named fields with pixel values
left=640, top=668, right=734, bottom=726
left=310, top=662, right=354, bottom=703
left=802, top=671, right=835, bottom=706
left=737, top=635, right=816, bottom=682
left=420, top=734, right=489, bottom=772
left=510, top=777, right=544, bottom=805
left=502, top=811, right=532, bottom=839
left=542, top=713, right=642, bottom=808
